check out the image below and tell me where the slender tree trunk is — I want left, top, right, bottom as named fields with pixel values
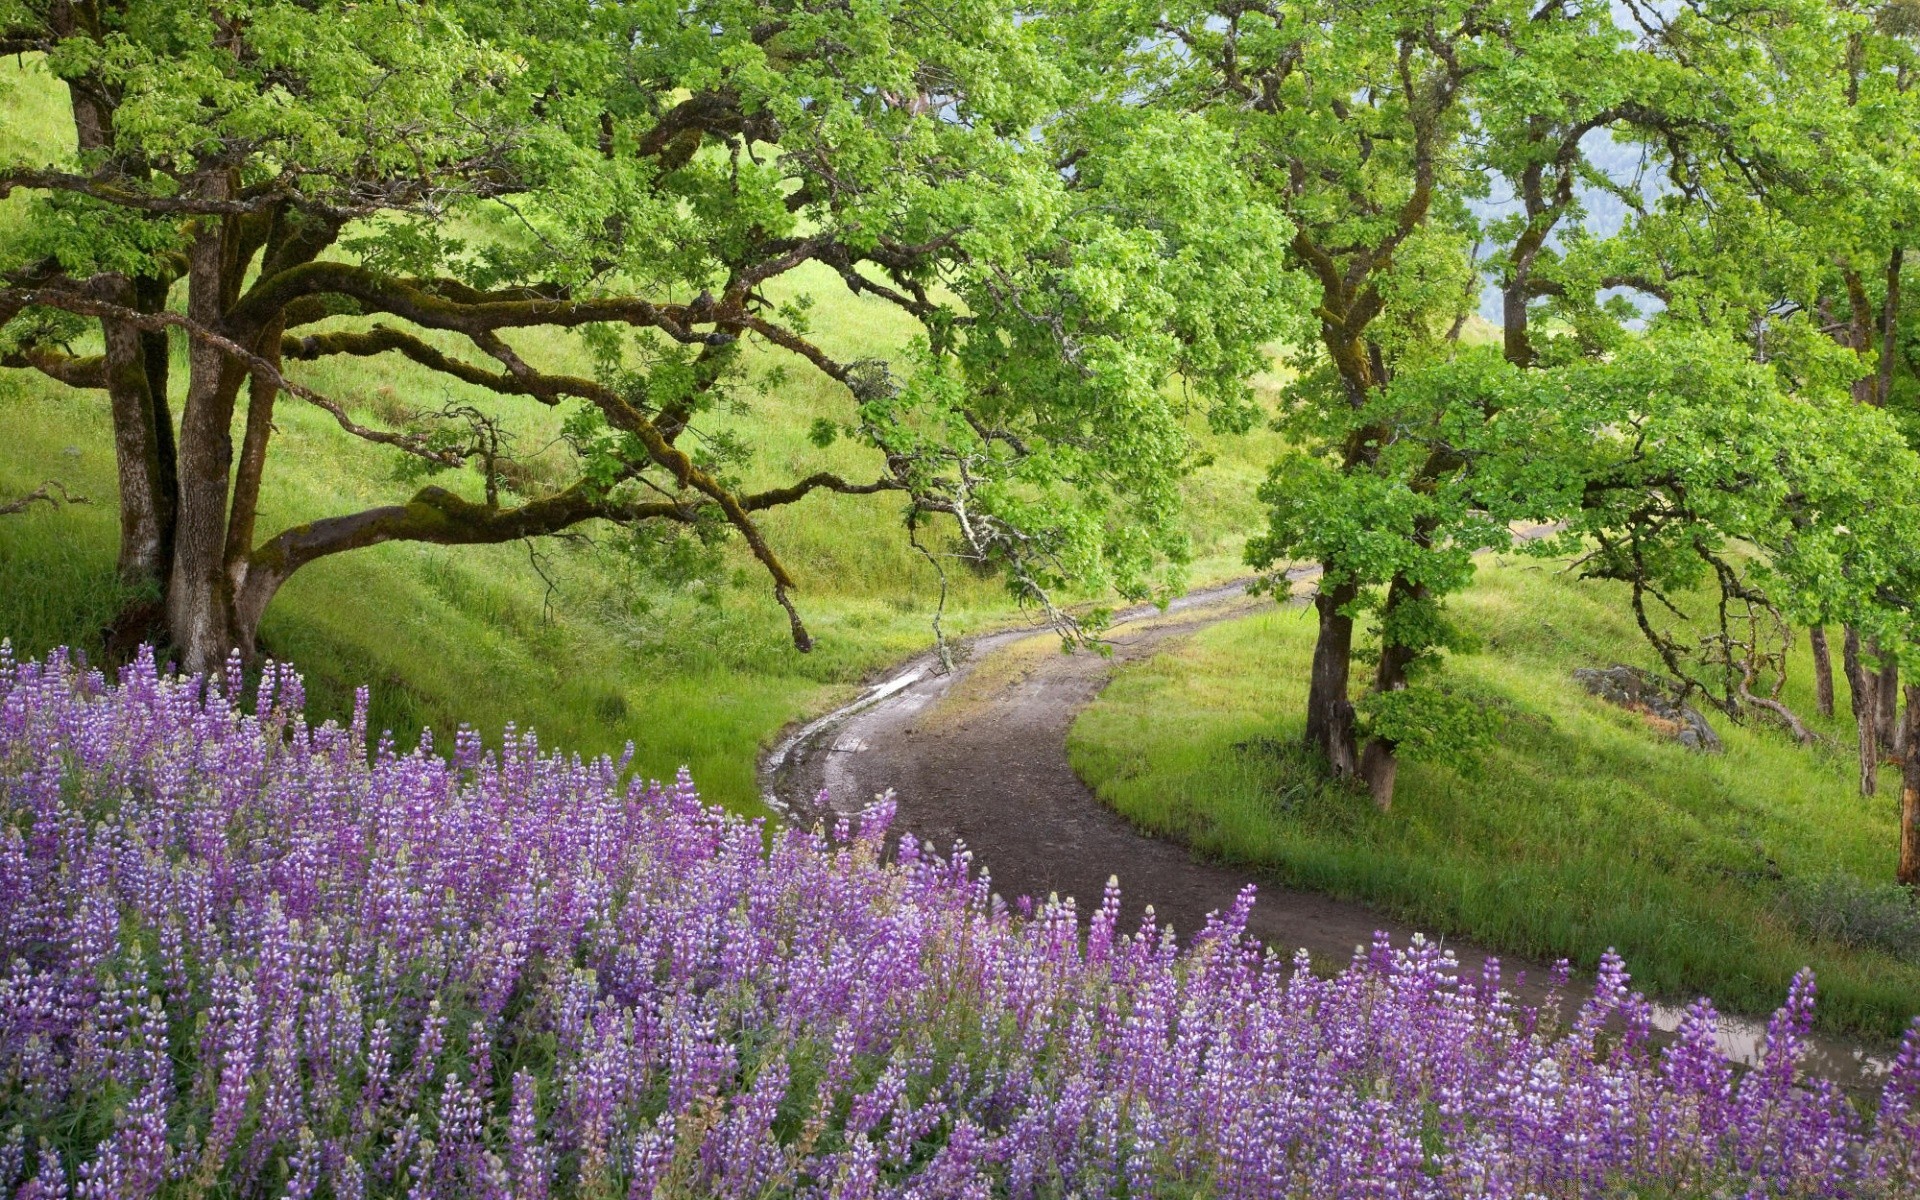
left=1862, top=247, right=1906, bottom=762
left=1501, top=278, right=1531, bottom=369
left=1305, top=577, right=1360, bottom=777
left=1843, top=626, right=1880, bottom=796
left=1359, top=573, right=1427, bottom=810
left=1809, top=626, right=1836, bottom=718
left=1877, top=247, right=1902, bottom=409
left=225, top=319, right=282, bottom=591
left=215, top=320, right=286, bottom=660
left=136, top=277, right=178, bottom=567
left=1843, top=269, right=1880, bottom=405
left=1877, top=657, right=1902, bottom=760
left=1901, top=683, right=1919, bottom=890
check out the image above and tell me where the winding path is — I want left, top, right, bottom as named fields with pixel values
left=759, top=574, right=1891, bottom=1086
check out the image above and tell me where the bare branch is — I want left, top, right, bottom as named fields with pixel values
left=0, top=480, right=88, bottom=516
left=2, top=286, right=466, bottom=466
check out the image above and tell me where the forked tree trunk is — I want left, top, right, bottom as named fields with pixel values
left=1901, top=683, right=1919, bottom=890
left=1305, top=577, right=1360, bottom=778
left=1809, top=626, right=1836, bottom=718
left=1843, top=626, right=1880, bottom=796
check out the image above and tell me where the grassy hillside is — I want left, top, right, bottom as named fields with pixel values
left=1069, top=556, right=1920, bottom=1037
left=0, top=55, right=1283, bottom=810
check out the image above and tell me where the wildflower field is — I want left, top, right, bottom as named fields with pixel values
left=2, top=646, right=1917, bottom=1198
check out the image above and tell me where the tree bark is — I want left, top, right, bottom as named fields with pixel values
left=63, top=50, right=181, bottom=596
left=1877, top=247, right=1902, bottom=410
left=1901, top=682, right=1919, bottom=890
left=1843, top=625, right=1879, bottom=796
left=224, top=316, right=283, bottom=597
left=101, top=310, right=172, bottom=589
left=1359, top=739, right=1398, bottom=810
left=166, top=198, right=249, bottom=674
left=1809, top=625, right=1835, bottom=718
left=1843, top=268, right=1881, bottom=406
left=1305, top=577, right=1360, bottom=777
left=1876, top=656, right=1902, bottom=760
left=1502, top=278, right=1531, bottom=369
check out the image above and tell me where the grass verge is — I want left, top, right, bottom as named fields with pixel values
left=1067, top=555, right=1920, bottom=1038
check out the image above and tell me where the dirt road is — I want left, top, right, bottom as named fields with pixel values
left=763, top=573, right=1430, bottom=963
left=760, top=575, right=1892, bottom=1086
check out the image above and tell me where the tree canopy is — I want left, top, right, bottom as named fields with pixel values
left=1068, top=0, right=1920, bottom=834
left=0, top=0, right=1293, bottom=670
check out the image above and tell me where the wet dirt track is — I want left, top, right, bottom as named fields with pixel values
left=760, top=574, right=1893, bottom=1087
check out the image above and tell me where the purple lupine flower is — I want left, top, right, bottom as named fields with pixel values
left=508, top=1070, right=551, bottom=1200
left=0, top=646, right=1914, bottom=1199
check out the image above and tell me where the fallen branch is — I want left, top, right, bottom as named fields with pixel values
left=0, top=480, right=87, bottom=516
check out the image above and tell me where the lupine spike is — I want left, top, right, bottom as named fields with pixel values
left=0, top=647, right=1909, bottom=1197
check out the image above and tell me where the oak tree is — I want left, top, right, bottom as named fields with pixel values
left=0, top=0, right=1291, bottom=671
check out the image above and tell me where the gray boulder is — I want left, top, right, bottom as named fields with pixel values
left=1571, top=665, right=1723, bottom=753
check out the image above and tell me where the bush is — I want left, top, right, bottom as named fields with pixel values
left=1782, top=871, right=1920, bottom=963
left=2, top=645, right=1918, bottom=1198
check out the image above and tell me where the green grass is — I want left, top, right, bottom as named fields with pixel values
left=1068, top=556, right=1920, bottom=1038
left=0, top=53, right=1282, bottom=813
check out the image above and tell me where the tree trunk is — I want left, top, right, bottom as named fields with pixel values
left=1901, top=683, right=1919, bottom=890
left=1359, top=739, right=1398, bottom=810
left=224, top=319, right=283, bottom=595
left=165, top=203, right=249, bottom=674
left=1877, top=247, right=1902, bottom=410
left=1877, top=656, right=1902, bottom=760
left=1359, top=573, right=1427, bottom=810
left=1501, top=278, right=1532, bottom=369
left=1809, top=625, right=1835, bottom=718
left=102, top=312, right=172, bottom=589
left=1305, top=577, right=1360, bottom=777
left=67, top=74, right=180, bottom=598
left=1843, top=625, right=1879, bottom=796
left=136, top=277, right=178, bottom=564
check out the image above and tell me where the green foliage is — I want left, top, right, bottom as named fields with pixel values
left=1355, top=683, right=1503, bottom=772
left=1780, top=871, right=1920, bottom=963
left=1072, top=0, right=1920, bottom=781
left=0, top=0, right=1304, bottom=664
left=0, top=68, right=1283, bottom=806
left=1493, top=329, right=1920, bottom=691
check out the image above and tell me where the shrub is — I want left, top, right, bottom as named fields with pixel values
left=1782, top=871, right=1920, bottom=963
left=1, top=645, right=1917, bottom=1198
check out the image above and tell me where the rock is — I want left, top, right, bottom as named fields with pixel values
left=1571, top=665, right=1723, bottom=753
